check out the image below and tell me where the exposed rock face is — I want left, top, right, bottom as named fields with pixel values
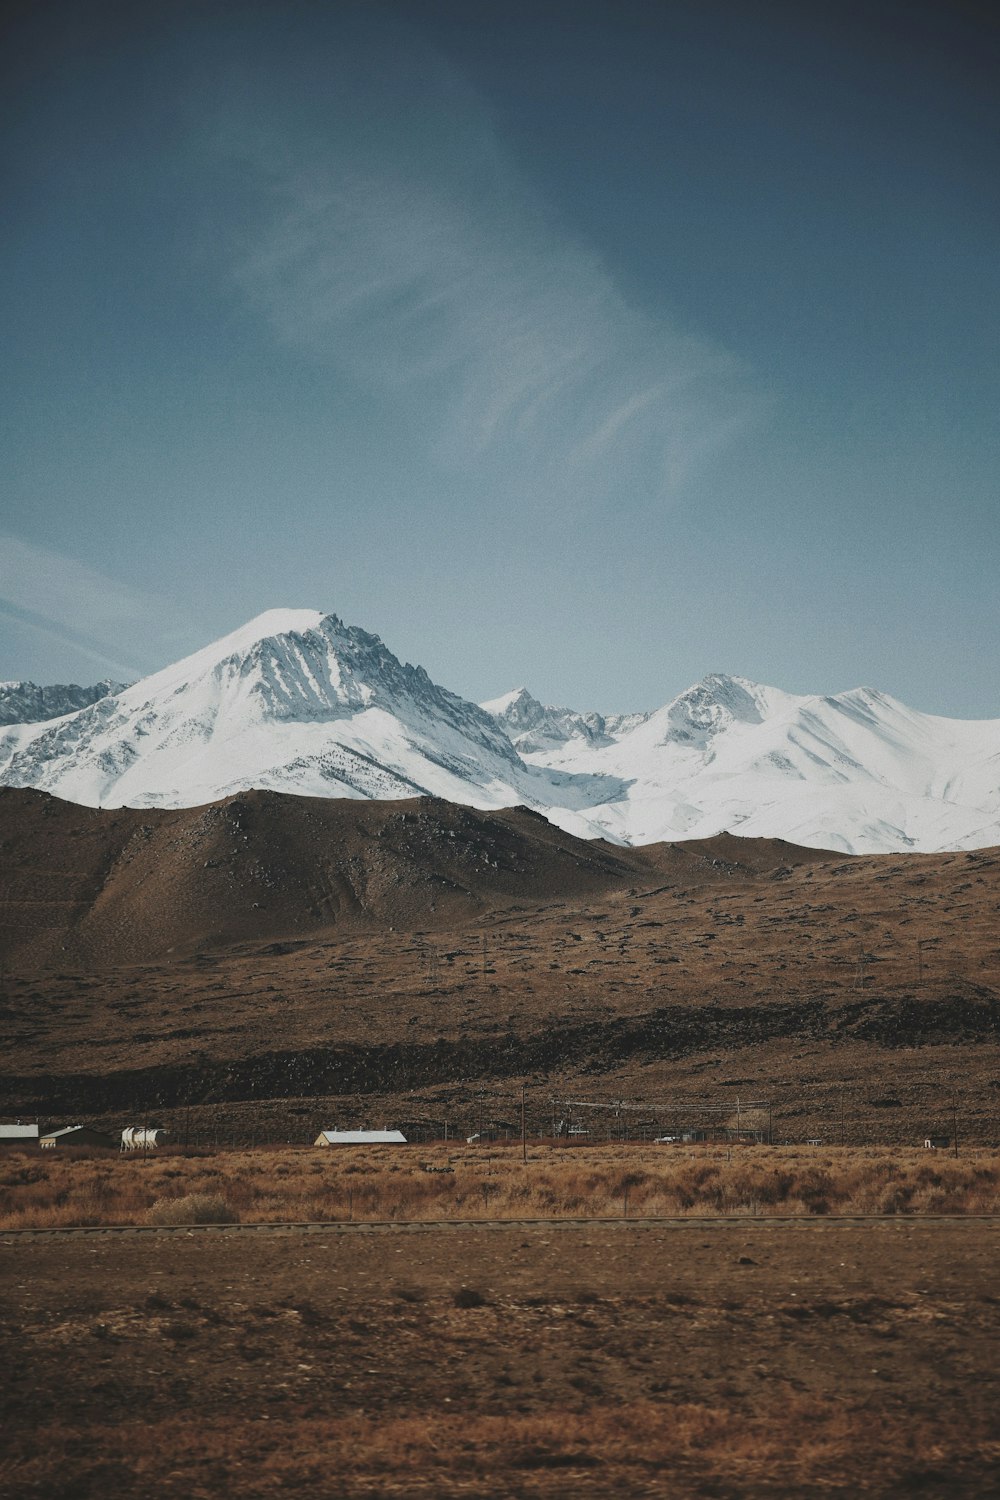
left=0, top=679, right=126, bottom=726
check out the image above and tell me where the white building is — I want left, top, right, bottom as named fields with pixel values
left=40, top=1125, right=116, bottom=1150
left=314, top=1129, right=407, bottom=1145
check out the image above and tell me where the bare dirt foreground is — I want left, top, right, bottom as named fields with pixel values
left=2, top=1217, right=998, bottom=1499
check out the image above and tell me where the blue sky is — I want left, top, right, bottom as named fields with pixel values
left=2, top=0, right=998, bottom=716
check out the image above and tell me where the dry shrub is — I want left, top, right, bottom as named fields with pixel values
left=146, top=1193, right=239, bottom=1225
left=394, top=1284, right=425, bottom=1303
left=3, top=1144, right=1000, bottom=1228
left=453, top=1286, right=488, bottom=1308
left=162, top=1320, right=198, bottom=1341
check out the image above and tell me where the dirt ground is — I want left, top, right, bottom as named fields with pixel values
left=2, top=1218, right=998, bottom=1497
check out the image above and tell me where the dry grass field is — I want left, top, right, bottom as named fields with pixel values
left=2, top=1143, right=1000, bottom=1231
left=2, top=1208, right=998, bottom=1496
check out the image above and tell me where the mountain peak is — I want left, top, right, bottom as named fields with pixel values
left=658, top=673, right=771, bottom=747
left=480, top=686, right=535, bottom=713
left=0, top=607, right=527, bottom=809
left=481, top=687, right=622, bottom=754
left=234, top=607, right=328, bottom=640
left=114, top=609, right=509, bottom=741
left=480, top=686, right=545, bottom=727
left=3, top=614, right=1000, bottom=856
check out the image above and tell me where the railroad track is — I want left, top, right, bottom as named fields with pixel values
left=3, top=1214, right=1000, bottom=1241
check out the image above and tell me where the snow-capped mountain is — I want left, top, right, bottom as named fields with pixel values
left=483, top=672, right=1000, bottom=854
left=0, top=678, right=126, bottom=727
left=0, top=610, right=619, bottom=821
left=480, top=687, right=630, bottom=754
left=1, top=611, right=998, bottom=854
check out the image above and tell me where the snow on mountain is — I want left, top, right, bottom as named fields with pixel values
left=479, top=686, right=627, bottom=754
left=0, top=678, right=127, bottom=726
left=2, top=613, right=998, bottom=855
left=484, top=673, right=1000, bottom=854
left=0, top=610, right=621, bottom=823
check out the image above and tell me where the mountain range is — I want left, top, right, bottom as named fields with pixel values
left=0, top=677, right=128, bottom=726
left=1, top=607, right=998, bottom=855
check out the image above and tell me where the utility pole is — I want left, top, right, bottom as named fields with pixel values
left=953, top=1099, right=959, bottom=1159
left=521, top=1083, right=527, bottom=1164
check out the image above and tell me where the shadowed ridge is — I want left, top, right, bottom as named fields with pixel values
left=0, top=787, right=826, bottom=967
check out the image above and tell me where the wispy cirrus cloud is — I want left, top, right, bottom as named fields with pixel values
left=0, top=534, right=170, bottom=679
left=212, top=23, right=763, bottom=506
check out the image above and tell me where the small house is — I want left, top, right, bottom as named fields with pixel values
left=40, top=1125, right=117, bottom=1151
left=314, top=1129, right=407, bottom=1146
left=0, top=1123, right=39, bottom=1148
left=924, top=1136, right=950, bottom=1150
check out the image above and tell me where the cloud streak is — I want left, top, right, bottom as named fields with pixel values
left=214, top=25, right=763, bottom=506
left=0, top=534, right=171, bottom=679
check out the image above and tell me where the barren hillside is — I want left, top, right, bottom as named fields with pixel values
left=2, top=788, right=999, bottom=1142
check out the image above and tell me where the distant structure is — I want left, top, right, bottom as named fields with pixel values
left=924, top=1136, right=951, bottom=1150
left=0, top=1122, right=38, bottom=1147
left=41, top=1125, right=116, bottom=1150
left=314, top=1129, right=407, bottom=1146
left=120, top=1127, right=167, bottom=1151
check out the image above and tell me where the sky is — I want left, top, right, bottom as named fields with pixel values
left=2, top=0, right=998, bottom=717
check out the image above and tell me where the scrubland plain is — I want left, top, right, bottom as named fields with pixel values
left=2, top=1205, right=998, bottom=1497
left=3, top=791, right=1000, bottom=1492
left=2, top=1142, right=1000, bottom=1230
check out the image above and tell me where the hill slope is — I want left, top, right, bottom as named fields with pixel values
left=3, top=786, right=998, bottom=1145
left=0, top=786, right=823, bottom=967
